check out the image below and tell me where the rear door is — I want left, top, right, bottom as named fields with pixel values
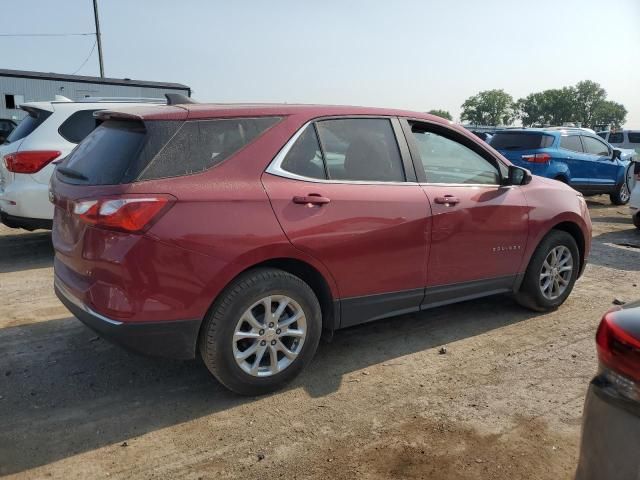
left=402, top=119, right=529, bottom=299
left=262, top=117, right=431, bottom=327
left=558, top=134, right=591, bottom=185
left=580, top=135, right=618, bottom=188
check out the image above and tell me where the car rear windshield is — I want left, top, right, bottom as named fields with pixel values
left=489, top=132, right=554, bottom=150
left=58, top=116, right=281, bottom=185
left=4, top=108, right=52, bottom=144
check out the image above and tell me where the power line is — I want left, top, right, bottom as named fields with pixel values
left=0, top=32, right=94, bottom=37
left=71, top=39, right=98, bottom=75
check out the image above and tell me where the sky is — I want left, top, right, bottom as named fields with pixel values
left=3, top=0, right=640, bottom=126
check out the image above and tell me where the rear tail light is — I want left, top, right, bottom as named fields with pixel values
left=3, top=150, right=61, bottom=173
left=521, top=153, right=551, bottom=164
left=596, top=308, right=640, bottom=384
left=72, top=195, right=175, bottom=233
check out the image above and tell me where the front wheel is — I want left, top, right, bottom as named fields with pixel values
left=610, top=180, right=631, bottom=205
left=515, top=230, right=580, bottom=312
left=199, top=268, right=322, bottom=395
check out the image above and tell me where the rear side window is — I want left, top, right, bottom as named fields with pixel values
left=628, top=132, right=640, bottom=143
left=280, top=125, right=326, bottom=179
left=489, top=132, right=554, bottom=150
left=315, top=118, right=405, bottom=182
left=608, top=132, right=624, bottom=144
left=559, top=135, right=583, bottom=153
left=582, top=136, right=610, bottom=156
left=139, top=117, right=280, bottom=180
left=59, top=117, right=281, bottom=185
left=58, top=110, right=101, bottom=143
left=5, top=108, right=52, bottom=144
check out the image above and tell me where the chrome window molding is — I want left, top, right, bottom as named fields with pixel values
left=265, top=119, right=511, bottom=189
left=265, top=120, right=418, bottom=186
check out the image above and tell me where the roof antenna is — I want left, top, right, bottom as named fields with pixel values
left=165, top=93, right=197, bottom=105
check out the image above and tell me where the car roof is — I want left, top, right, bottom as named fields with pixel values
left=95, top=103, right=456, bottom=125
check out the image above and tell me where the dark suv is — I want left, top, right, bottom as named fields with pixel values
left=51, top=103, right=591, bottom=394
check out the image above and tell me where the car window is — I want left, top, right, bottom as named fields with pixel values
left=5, top=108, right=52, bottom=144
left=58, top=110, right=101, bottom=143
left=315, top=118, right=405, bottom=182
left=582, top=136, right=610, bottom=156
left=559, top=135, right=583, bottom=153
left=608, top=132, right=624, bottom=144
left=411, top=126, right=500, bottom=185
left=280, top=125, right=326, bottom=179
left=628, top=132, right=640, bottom=144
left=489, top=132, right=554, bottom=150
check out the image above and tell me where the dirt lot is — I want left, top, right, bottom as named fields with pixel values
left=1, top=196, right=638, bottom=479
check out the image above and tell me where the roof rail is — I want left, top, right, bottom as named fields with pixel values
left=71, top=97, right=166, bottom=104
left=165, top=93, right=197, bottom=105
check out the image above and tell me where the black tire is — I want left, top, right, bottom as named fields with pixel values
left=610, top=165, right=632, bottom=205
left=515, top=230, right=580, bottom=312
left=633, top=212, right=640, bottom=229
left=610, top=181, right=631, bottom=205
left=199, top=268, right=322, bottom=395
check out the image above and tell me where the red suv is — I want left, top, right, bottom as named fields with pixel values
left=51, top=102, right=592, bottom=395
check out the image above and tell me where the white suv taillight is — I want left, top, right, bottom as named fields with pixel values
left=4, top=151, right=61, bottom=173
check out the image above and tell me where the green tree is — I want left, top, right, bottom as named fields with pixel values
left=427, top=109, right=453, bottom=121
left=592, top=100, right=627, bottom=128
left=518, top=87, right=577, bottom=127
left=460, top=89, right=516, bottom=126
left=573, top=80, right=607, bottom=128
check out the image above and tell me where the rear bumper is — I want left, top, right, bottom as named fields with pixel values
left=575, top=376, right=640, bottom=480
left=0, top=211, right=52, bottom=230
left=55, top=275, right=201, bottom=360
left=0, top=177, right=53, bottom=220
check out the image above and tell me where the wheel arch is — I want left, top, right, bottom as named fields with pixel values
left=199, top=256, right=339, bottom=351
left=548, top=221, right=586, bottom=275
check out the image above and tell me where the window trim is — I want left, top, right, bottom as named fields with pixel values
left=265, top=116, right=418, bottom=185
left=399, top=118, right=507, bottom=187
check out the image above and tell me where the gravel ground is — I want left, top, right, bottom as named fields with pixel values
left=0, top=195, right=638, bottom=479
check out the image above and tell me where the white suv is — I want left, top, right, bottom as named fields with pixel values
left=0, top=96, right=164, bottom=230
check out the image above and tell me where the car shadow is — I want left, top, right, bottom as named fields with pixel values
left=0, top=230, right=53, bottom=273
left=0, top=295, right=539, bottom=475
left=589, top=227, right=640, bottom=271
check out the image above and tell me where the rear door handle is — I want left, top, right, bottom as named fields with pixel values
left=434, top=195, right=460, bottom=205
left=293, top=193, right=331, bottom=205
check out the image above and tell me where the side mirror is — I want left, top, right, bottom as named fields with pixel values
left=506, top=165, right=532, bottom=186
left=612, top=149, right=622, bottom=161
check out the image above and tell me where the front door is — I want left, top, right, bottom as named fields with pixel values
left=402, top=119, right=529, bottom=299
left=262, top=118, right=431, bottom=327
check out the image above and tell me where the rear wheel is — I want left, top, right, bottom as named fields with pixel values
left=515, top=230, right=579, bottom=312
left=199, top=268, right=322, bottom=395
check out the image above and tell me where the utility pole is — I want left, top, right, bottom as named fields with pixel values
left=92, top=0, right=105, bottom=77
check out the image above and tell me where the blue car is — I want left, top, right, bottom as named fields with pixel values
left=489, top=128, right=634, bottom=205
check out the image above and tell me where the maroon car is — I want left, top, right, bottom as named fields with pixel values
left=51, top=101, right=592, bottom=394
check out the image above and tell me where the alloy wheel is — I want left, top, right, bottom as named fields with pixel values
left=232, top=295, right=307, bottom=377
left=539, top=246, right=573, bottom=300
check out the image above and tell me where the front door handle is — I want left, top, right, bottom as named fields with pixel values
left=434, top=195, right=460, bottom=205
left=293, top=193, right=331, bottom=205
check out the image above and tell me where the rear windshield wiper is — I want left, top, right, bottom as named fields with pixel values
left=57, top=166, right=88, bottom=180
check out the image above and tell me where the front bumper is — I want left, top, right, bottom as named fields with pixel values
left=55, top=275, right=201, bottom=360
left=575, top=376, right=640, bottom=480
